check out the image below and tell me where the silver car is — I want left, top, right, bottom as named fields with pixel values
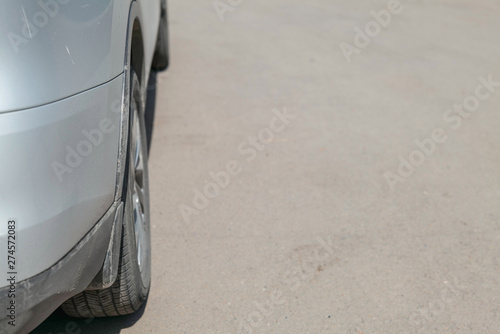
left=0, top=0, right=169, bottom=332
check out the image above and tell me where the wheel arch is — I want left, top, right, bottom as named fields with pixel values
left=90, top=1, right=149, bottom=290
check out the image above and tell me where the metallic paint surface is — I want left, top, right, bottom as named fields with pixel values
left=0, top=0, right=160, bottom=113
left=0, top=0, right=161, bottom=288
left=0, top=74, right=123, bottom=286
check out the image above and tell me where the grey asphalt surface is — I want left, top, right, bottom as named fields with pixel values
left=34, top=0, right=500, bottom=333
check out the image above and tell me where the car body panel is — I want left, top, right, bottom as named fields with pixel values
left=0, top=201, right=119, bottom=333
left=0, top=0, right=160, bottom=113
left=0, top=74, right=124, bottom=286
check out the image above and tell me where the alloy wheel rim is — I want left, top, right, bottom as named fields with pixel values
left=131, top=103, right=148, bottom=282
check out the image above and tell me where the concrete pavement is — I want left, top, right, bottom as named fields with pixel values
left=34, top=0, right=500, bottom=333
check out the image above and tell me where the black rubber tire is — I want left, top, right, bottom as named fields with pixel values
left=60, top=70, right=151, bottom=318
left=152, top=0, right=169, bottom=71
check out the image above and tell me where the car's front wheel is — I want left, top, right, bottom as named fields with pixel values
left=61, top=70, right=151, bottom=317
